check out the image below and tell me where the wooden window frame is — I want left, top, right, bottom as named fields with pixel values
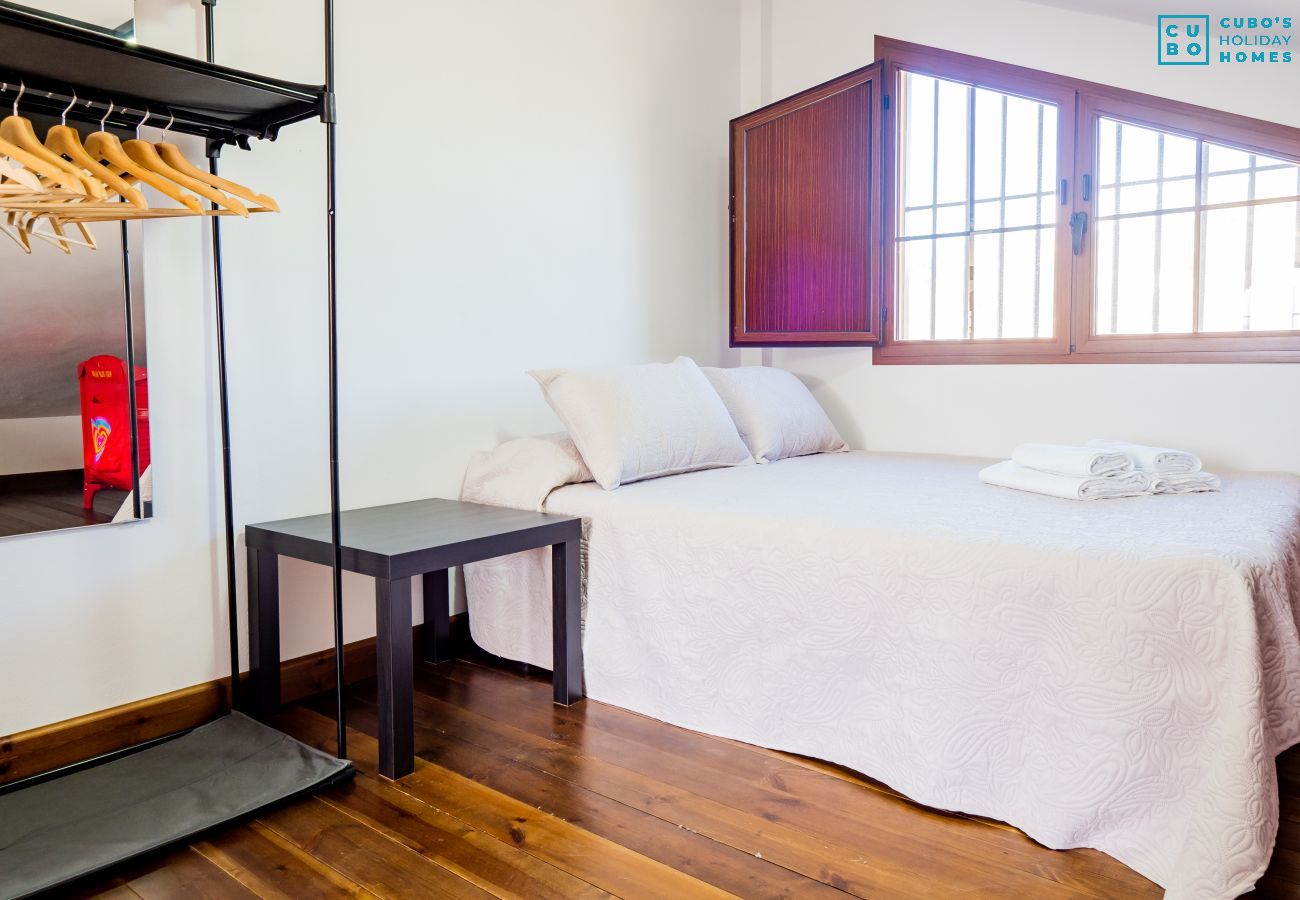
left=873, top=38, right=1300, bottom=364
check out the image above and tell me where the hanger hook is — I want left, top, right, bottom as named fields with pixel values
left=164, top=107, right=175, bottom=140
left=136, top=106, right=151, bottom=138
left=61, top=88, right=77, bottom=127
left=100, top=99, right=114, bottom=132
left=13, top=80, right=25, bottom=117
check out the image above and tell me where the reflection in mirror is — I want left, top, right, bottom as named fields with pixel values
left=0, top=0, right=135, bottom=40
left=0, top=220, right=152, bottom=538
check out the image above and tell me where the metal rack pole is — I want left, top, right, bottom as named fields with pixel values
left=201, top=0, right=241, bottom=714
left=324, top=0, right=346, bottom=759
left=120, top=220, right=142, bottom=521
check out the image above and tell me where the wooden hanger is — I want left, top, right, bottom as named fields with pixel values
left=0, top=223, right=29, bottom=252
left=154, top=140, right=279, bottom=212
left=0, top=131, right=87, bottom=191
left=0, top=82, right=105, bottom=198
left=1, top=213, right=31, bottom=253
left=86, top=131, right=203, bottom=212
left=85, top=106, right=203, bottom=213
left=0, top=154, right=41, bottom=190
left=124, top=139, right=249, bottom=217
left=44, top=92, right=147, bottom=208
left=25, top=214, right=96, bottom=252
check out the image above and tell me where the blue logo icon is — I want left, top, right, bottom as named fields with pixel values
left=1159, top=15, right=1211, bottom=64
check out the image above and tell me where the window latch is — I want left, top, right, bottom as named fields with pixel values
left=1069, top=211, right=1088, bottom=255
left=1082, top=173, right=1092, bottom=202
left=1059, top=178, right=1068, bottom=205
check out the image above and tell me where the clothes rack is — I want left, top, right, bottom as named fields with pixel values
left=0, top=3, right=353, bottom=891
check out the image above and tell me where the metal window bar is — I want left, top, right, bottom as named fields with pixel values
left=898, top=75, right=911, bottom=341
left=1152, top=133, right=1165, bottom=333
left=1094, top=193, right=1300, bottom=222
left=1243, top=153, right=1257, bottom=330
left=929, top=76, right=940, bottom=340
left=1032, top=102, right=1044, bottom=337
left=1109, top=124, right=1123, bottom=332
left=903, top=187, right=1056, bottom=214
left=963, top=84, right=975, bottom=339
left=1094, top=161, right=1292, bottom=194
left=898, top=220, right=1063, bottom=242
left=1294, top=167, right=1300, bottom=330
left=995, top=93, right=1008, bottom=339
left=1193, top=139, right=1205, bottom=333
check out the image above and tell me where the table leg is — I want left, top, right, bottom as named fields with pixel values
left=375, top=576, right=414, bottom=779
left=421, top=569, right=451, bottom=663
left=551, top=538, right=584, bottom=705
left=246, top=547, right=280, bottom=718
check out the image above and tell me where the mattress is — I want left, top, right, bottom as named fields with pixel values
left=464, top=451, right=1300, bottom=899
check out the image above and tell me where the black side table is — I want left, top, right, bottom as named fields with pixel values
left=244, top=498, right=583, bottom=779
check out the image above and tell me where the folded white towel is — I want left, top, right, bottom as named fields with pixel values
left=980, top=460, right=1153, bottom=500
left=1085, top=439, right=1202, bottom=474
left=1011, top=443, right=1133, bottom=477
left=1151, top=472, right=1221, bottom=494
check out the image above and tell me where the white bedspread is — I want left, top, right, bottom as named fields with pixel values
left=463, top=451, right=1300, bottom=899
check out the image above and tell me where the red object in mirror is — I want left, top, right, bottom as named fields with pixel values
left=78, top=355, right=150, bottom=510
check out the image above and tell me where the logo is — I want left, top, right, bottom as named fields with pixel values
left=90, top=416, right=111, bottom=463
left=1158, top=14, right=1293, bottom=65
left=1159, top=15, right=1210, bottom=64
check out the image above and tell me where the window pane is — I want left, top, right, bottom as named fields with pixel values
left=1096, top=119, right=1197, bottom=218
left=1095, top=117, right=1197, bottom=335
left=1199, top=140, right=1300, bottom=332
left=1094, top=213, right=1195, bottom=334
left=897, top=70, right=1057, bottom=341
left=1201, top=201, right=1300, bottom=332
left=1093, top=117, right=1300, bottom=337
left=898, top=236, right=968, bottom=340
left=971, top=229, right=1055, bottom=338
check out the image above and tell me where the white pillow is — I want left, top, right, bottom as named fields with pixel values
left=460, top=433, right=592, bottom=512
left=529, top=357, right=752, bottom=490
left=701, top=366, right=847, bottom=464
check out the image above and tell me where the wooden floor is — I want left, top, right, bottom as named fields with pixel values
left=0, top=476, right=125, bottom=537
left=69, top=657, right=1300, bottom=899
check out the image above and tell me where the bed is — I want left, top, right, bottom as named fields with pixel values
left=463, top=449, right=1300, bottom=900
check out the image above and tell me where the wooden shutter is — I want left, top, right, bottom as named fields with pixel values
left=730, top=63, right=884, bottom=345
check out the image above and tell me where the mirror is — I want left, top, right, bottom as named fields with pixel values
left=0, top=0, right=134, bottom=40
left=1, top=0, right=149, bottom=538
left=0, top=216, right=153, bottom=539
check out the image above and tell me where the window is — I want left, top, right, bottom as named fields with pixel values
left=1086, top=114, right=1300, bottom=343
left=729, top=38, right=1300, bottom=361
left=896, top=71, right=1059, bottom=342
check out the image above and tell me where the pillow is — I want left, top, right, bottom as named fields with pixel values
left=460, top=433, right=592, bottom=512
left=701, top=365, right=847, bottom=463
left=528, top=357, right=752, bottom=490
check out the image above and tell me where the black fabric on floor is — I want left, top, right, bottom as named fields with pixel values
left=0, top=712, right=350, bottom=899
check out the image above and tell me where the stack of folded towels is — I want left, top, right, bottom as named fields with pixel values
left=979, top=440, right=1221, bottom=500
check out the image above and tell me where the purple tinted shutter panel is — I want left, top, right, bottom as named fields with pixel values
left=730, top=62, right=883, bottom=345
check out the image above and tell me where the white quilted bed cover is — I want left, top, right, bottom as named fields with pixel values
left=464, top=451, right=1300, bottom=899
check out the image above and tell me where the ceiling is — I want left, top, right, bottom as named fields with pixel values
left=1023, top=0, right=1267, bottom=25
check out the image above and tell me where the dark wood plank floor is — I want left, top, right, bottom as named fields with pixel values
left=0, top=474, right=126, bottom=537
left=69, top=657, right=1300, bottom=899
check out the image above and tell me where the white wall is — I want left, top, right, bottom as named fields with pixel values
left=0, top=417, right=82, bottom=475
left=751, top=0, right=1300, bottom=474
left=0, top=0, right=740, bottom=734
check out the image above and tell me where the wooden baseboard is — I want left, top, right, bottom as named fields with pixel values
left=0, top=614, right=469, bottom=786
